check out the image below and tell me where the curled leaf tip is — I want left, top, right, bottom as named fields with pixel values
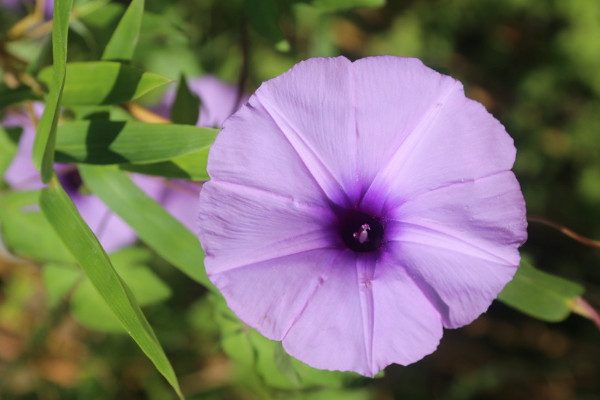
left=571, top=297, right=600, bottom=330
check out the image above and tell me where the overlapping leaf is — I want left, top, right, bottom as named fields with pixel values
left=39, top=181, right=183, bottom=398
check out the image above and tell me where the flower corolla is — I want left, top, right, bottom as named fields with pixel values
left=197, top=56, right=527, bottom=376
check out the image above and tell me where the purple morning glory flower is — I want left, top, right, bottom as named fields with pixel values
left=155, top=75, right=248, bottom=233
left=1, top=0, right=53, bottom=18
left=157, top=75, right=248, bottom=129
left=2, top=106, right=164, bottom=253
left=197, top=56, right=528, bottom=376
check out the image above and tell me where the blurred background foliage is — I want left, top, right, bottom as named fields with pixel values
left=1, top=0, right=600, bottom=399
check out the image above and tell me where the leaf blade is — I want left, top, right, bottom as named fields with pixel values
left=171, top=74, right=200, bottom=125
left=38, top=62, right=170, bottom=106
left=498, top=260, right=585, bottom=322
left=54, top=120, right=217, bottom=164
left=101, top=0, right=144, bottom=61
left=78, top=165, right=214, bottom=291
left=39, top=181, right=183, bottom=398
left=32, top=0, right=73, bottom=183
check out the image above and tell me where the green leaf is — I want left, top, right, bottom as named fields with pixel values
left=39, top=181, right=183, bottom=398
left=42, top=263, right=82, bottom=307
left=32, top=0, right=73, bottom=183
left=71, top=262, right=171, bottom=333
left=119, top=149, right=210, bottom=180
left=42, top=247, right=171, bottom=332
left=310, top=0, right=386, bottom=12
left=0, top=126, right=22, bottom=178
left=498, top=260, right=585, bottom=322
left=245, top=0, right=290, bottom=52
left=78, top=165, right=214, bottom=291
left=171, top=74, right=200, bottom=125
left=102, top=0, right=144, bottom=61
left=54, top=120, right=218, bottom=164
left=0, top=190, right=74, bottom=263
left=0, top=84, right=41, bottom=109
left=38, top=62, right=170, bottom=106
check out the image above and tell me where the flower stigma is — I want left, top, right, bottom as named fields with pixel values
left=340, top=210, right=384, bottom=253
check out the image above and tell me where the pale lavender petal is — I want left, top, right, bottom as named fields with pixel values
left=211, top=248, right=342, bottom=342
left=352, top=56, right=459, bottom=190
left=158, top=180, right=201, bottom=233
left=208, top=97, right=333, bottom=206
left=199, top=181, right=336, bottom=275
left=254, top=57, right=360, bottom=206
left=73, top=194, right=137, bottom=253
left=370, top=252, right=442, bottom=372
left=360, top=62, right=516, bottom=213
left=158, top=75, right=247, bottom=128
left=3, top=111, right=44, bottom=190
left=280, top=251, right=372, bottom=376
left=385, top=173, right=527, bottom=328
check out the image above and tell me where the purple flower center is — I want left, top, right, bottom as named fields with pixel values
left=58, top=168, right=83, bottom=197
left=338, top=210, right=384, bottom=253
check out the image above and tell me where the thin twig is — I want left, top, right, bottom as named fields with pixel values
left=122, top=102, right=171, bottom=124
left=528, top=216, right=600, bottom=248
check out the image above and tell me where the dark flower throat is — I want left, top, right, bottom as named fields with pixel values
left=339, top=210, right=384, bottom=253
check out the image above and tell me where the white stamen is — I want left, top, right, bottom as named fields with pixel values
left=353, top=224, right=371, bottom=244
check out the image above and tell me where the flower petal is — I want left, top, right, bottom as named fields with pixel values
left=208, top=94, right=334, bottom=207
left=281, top=251, right=372, bottom=375
left=370, top=252, right=442, bottom=371
left=254, top=57, right=359, bottom=206
left=360, top=63, right=516, bottom=213
left=281, top=252, right=442, bottom=376
left=385, top=173, right=526, bottom=328
left=352, top=56, right=459, bottom=190
left=199, top=180, right=338, bottom=275
left=210, top=248, right=342, bottom=342
left=3, top=112, right=45, bottom=190
left=73, top=194, right=137, bottom=253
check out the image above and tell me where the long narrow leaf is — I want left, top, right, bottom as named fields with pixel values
left=32, top=0, right=73, bottom=183
left=39, top=180, right=183, bottom=398
left=38, top=62, right=170, bottom=106
left=79, top=165, right=214, bottom=291
left=119, top=149, right=210, bottom=180
left=102, top=0, right=144, bottom=61
left=54, top=120, right=217, bottom=164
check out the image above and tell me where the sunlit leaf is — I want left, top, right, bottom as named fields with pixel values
left=119, top=149, right=210, bottom=180
left=498, top=260, right=585, bottom=321
left=39, top=181, right=183, bottom=398
left=38, top=62, right=170, bottom=106
left=32, top=0, right=73, bottom=183
left=54, top=120, right=217, bottom=164
left=102, top=0, right=144, bottom=61
left=71, top=262, right=171, bottom=333
left=42, top=246, right=170, bottom=331
left=42, top=263, right=81, bottom=307
left=78, top=165, right=214, bottom=290
left=0, top=190, right=74, bottom=263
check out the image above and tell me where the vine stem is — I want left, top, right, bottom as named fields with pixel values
left=528, top=216, right=600, bottom=248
